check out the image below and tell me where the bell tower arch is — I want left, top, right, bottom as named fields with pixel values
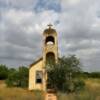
left=43, top=24, right=58, bottom=66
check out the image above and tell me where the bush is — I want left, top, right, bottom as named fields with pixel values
left=6, top=70, right=20, bottom=87
left=47, top=55, right=85, bottom=93
left=6, top=66, right=29, bottom=88
left=74, top=79, right=85, bottom=92
left=18, top=67, right=29, bottom=88
left=0, top=65, right=8, bottom=80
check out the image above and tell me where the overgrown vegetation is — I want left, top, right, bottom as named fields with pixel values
left=0, top=65, right=29, bottom=88
left=57, top=78, right=100, bottom=100
left=0, top=79, right=100, bottom=100
left=0, top=55, right=99, bottom=91
left=46, top=55, right=85, bottom=92
left=6, top=66, right=29, bottom=88
left=0, top=64, right=8, bottom=80
left=81, top=72, right=100, bottom=78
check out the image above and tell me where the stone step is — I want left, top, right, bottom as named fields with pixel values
left=45, top=93, right=57, bottom=100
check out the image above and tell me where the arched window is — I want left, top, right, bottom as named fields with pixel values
left=46, top=52, right=55, bottom=65
left=45, top=36, right=55, bottom=45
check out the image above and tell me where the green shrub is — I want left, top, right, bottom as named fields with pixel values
left=6, top=66, right=29, bottom=88
left=0, top=65, right=8, bottom=80
left=5, top=70, right=19, bottom=87
left=47, top=55, right=84, bottom=93
left=74, top=79, right=85, bottom=92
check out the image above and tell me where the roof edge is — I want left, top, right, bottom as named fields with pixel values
left=29, top=57, right=43, bottom=68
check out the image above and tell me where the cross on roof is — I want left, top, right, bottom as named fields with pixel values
left=48, top=24, right=53, bottom=29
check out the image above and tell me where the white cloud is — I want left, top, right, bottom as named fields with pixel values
left=0, top=0, right=100, bottom=71
left=0, top=7, right=60, bottom=67
left=62, top=0, right=80, bottom=5
left=0, top=0, right=37, bottom=10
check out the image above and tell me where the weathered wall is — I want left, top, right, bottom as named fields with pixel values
left=29, top=60, right=46, bottom=91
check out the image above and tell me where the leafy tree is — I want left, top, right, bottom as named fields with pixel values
left=8, top=68, right=16, bottom=73
left=0, top=64, right=8, bottom=80
left=6, top=69, right=19, bottom=87
left=90, top=72, right=100, bottom=78
left=6, top=66, right=29, bottom=88
left=18, top=66, right=29, bottom=87
left=46, top=55, right=85, bottom=92
left=79, top=72, right=100, bottom=78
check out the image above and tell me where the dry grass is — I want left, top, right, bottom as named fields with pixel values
left=0, top=79, right=100, bottom=100
left=0, top=80, right=44, bottom=100
left=58, top=78, right=100, bottom=100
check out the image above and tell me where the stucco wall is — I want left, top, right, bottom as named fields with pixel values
left=29, top=60, right=46, bottom=91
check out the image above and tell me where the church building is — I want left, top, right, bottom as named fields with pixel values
left=29, top=24, right=59, bottom=91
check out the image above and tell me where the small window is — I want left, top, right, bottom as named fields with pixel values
left=36, top=71, right=43, bottom=84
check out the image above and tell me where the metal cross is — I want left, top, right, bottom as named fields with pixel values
left=48, top=24, right=53, bottom=29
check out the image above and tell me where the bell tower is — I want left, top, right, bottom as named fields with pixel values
left=43, top=24, right=58, bottom=66
left=29, top=24, right=59, bottom=91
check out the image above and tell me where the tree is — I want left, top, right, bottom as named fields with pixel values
left=18, top=66, right=29, bottom=87
left=46, top=55, right=85, bottom=92
left=6, top=69, right=20, bottom=87
left=0, top=64, right=8, bottom=80
left=6, top=66, right=29, bottom=88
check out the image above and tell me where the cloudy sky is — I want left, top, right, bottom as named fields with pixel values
left=0, top=0, right=100, bottom=72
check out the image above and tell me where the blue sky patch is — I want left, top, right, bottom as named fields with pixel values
left=34, top=0, right=61, bottom=12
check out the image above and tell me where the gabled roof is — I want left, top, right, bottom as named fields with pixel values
left=30, top=57, right=43, bottom=68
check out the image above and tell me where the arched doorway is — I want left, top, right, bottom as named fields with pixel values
left=46, top=52, right=55, bottom=89
left=46, top=52, right=55, bottom=65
